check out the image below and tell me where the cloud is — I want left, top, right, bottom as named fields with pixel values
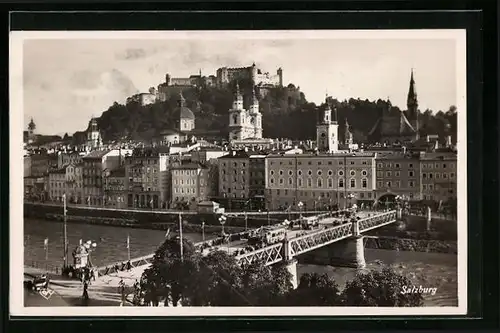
left=116, top=47, right=148, bottom=60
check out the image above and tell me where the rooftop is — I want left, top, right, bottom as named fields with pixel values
left=266, top=152, right=377, bottom=158
left=171, top=162, right=207, bottom=170
left=82, top=149, right=111, bottom=159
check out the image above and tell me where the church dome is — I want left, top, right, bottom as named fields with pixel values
left=173, top=91, right=195, bottom=120
left=172, top=106, right=195, bottom=120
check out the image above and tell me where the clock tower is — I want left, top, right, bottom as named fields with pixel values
left=316, top=96, right=338, bottom=153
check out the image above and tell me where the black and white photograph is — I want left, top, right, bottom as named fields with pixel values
left=10, top=29, right=467, bottom=316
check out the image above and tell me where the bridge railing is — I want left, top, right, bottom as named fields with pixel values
left=358, top=210, right=397, bottom=233
left=288, top=222, right=354, bottom=258
left=235, top=242, right=284, bottom=267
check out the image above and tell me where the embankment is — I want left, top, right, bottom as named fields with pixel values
left=24, top=202, right=310, bottom=230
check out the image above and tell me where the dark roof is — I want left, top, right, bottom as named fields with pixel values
left=109, top=166, right=126, bottom=177
left=420, top=152, right=457, bottom=161
left=172, top=106, right=195, bottom=120
left=171, top=162, right=207, bottom=170
left=82, top=149, right=111, bottom=159
left=218, top=150, right=251, bottom=159
left=368, top=111, right=416, bottom=138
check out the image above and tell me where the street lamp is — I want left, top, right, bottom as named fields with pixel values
left=83, top=240, right=97, bottom=267
left=346, top=193, right=356, bottom=210
left=297, top=201, right=304, bottom=218
left=219, top=214, right=227, bottom=235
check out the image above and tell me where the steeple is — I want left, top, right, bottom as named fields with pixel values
left=232, top=81, right=244, bottom=110
left=407, top=68, right=418, bottom=109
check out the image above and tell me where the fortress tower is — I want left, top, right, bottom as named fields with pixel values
left=316, top=96, right=339, bottom=153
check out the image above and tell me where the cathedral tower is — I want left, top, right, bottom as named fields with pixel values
left=249, top=86, right=263, bottom=139
left=316, top=95, right=339, bottom=153
left=407, top=69, right=419, bottom=139
left=228, top=82, right=250, bottom=141
left=344, top=117, right=353, bottom=145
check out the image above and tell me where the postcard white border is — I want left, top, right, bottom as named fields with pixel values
left=10, top=29, right=467, bottom=317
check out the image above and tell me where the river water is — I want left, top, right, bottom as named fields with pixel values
left=23, top=218, right=458, bottom=306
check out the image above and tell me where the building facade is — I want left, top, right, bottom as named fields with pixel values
left=48, top=168, right=67, bottom=202
left=171, top=163, right=211, bottom=209
left=124, top=148, right=169, bottom=209
left=375, top=152, right=421, bottom=202
left=82, top=149, right=127, bottom=205
left=65, top=162, right=84, bottom=204
left=265, top=153, right=377, bottom=211
left=58, top=151, right=83, bottom=169
left=103, top=166, right=126, bottom=208
left=420, top=152, right=457, bottom=203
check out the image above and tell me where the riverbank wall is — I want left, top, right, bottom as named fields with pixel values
left=24, top=202, right=309, bottom=230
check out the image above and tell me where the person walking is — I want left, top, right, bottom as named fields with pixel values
left=119, top=279, right=126, bottom=306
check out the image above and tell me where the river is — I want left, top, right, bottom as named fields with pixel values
left=23, top=218, right=458, bottom=306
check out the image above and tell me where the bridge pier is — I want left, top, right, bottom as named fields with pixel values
left=328, top=236, right=366, bottom=269
left=284, top=258, right=298, bottom=289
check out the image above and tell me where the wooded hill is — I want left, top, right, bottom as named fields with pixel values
left=72, top=79, right=457, bottom=144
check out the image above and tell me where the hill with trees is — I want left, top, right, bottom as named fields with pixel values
left=72, top=78, right=458, bottom=144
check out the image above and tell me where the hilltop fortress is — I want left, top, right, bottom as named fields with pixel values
left=124, top=63, right=284, bottom=106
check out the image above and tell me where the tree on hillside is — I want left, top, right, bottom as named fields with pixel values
left=341, top=266, right=424, bottom=307
left=287, top=272, right=341, bottom=306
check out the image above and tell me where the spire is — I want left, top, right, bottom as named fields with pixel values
left=407, top=68, right=418, bottom=108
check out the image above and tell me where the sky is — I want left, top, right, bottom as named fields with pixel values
left=18, top=31, right=461, bottom=136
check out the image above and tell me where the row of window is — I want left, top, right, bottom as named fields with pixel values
left=173, top=179, right=206, bottom=186
left=270, top=160, right=369, bottom=166
left=422, top=162, right=455, bottom=169
left=172, top=170, right=199, bottom=176
left=174, top=188, right=198, bottom=194
left=377, top=162, right=415, bottom=169
left=376, top=170, right=416, bottom=178
left=422, top=172, right=455, bottom=179
left=376, top=180, right=416, bottom=188
left=270, top=169, right=369, bottom=177
left=269, top=176, right=369, bottom=189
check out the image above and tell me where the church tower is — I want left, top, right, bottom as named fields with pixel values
left=28, top=118, right=36, bottom=137
left=87, top=117, right=102, bottom=149
left=344, top=117, right=353, bottom=145
left=228, top=82, right=247, bottom=141
left=249, top=86, right=263, bottom=139
left=316, top=95, right=339, bottom=153
left=407, top=69, right=419, bottom=139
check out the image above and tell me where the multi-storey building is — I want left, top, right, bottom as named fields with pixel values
left=170, top=162, right=211, bottom=209
left=316, top=97, right=339, bottom=153
left=218, top=150, right=268, bottom=210
left=58, top=151, right=83, bottom=169
left=65, top=162, right=84, bottom=204
left=124, top=147, right=169, bottom=209
left=420, top=152, right=457, bottom=203
left=24, top=153, right=58, bottom=177
left=103, top=166, right=126, bottom=208
left=48, top=168, right=67, bottom=202
left=265, top=153, right=378, bottom=211
left=375, top=152, right=421, bottom=202
left=82, top=149, right=129, bottom=206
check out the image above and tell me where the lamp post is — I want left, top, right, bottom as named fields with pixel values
left=83, top=240, right=97, bottom=267
left=219, top=214, right=227, bottom=235
left=297, top=201, right=304, bottom=218
left=201, top=221, right=205, bottom=242
left=62, top=193, right=68, bottom=269
left=179, top=211, right=184, bottom=262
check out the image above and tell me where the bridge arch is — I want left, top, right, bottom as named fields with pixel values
left=376, top=192, right=397, bottom=203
